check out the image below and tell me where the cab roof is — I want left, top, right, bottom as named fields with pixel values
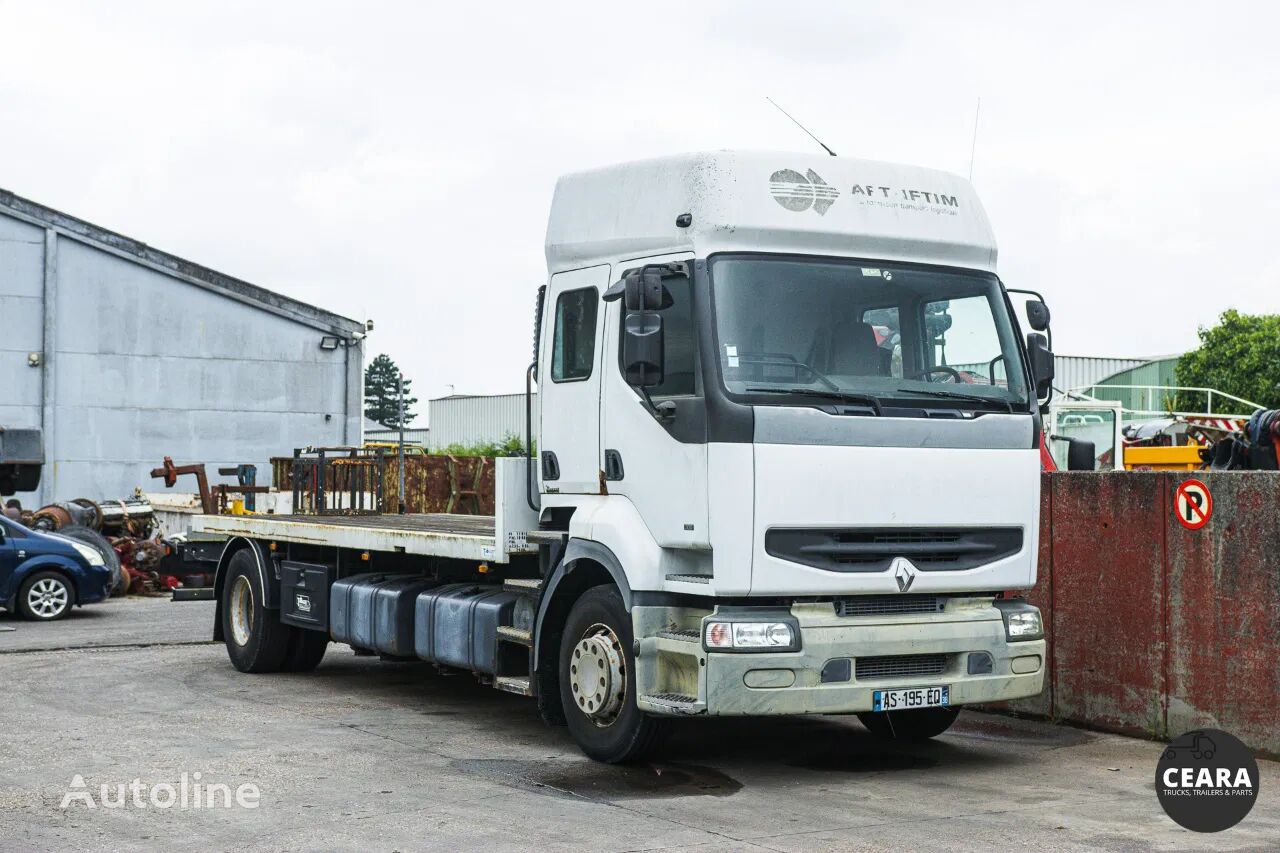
left=545, top=151, right=997, bottom=274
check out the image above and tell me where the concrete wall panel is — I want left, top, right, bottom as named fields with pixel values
left=1048, top=473, right=1166, bottom=737
left=1165, top=472, right=1280, bottom=753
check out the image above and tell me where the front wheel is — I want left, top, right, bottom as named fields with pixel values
left=858, top=707, right=960, bottom=741
left=559, top=585, right=667, bottom=764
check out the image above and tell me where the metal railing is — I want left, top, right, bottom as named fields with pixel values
left=1065, top=385, right=1263, bottom=420
left=290, top=446, right=386, bottom=515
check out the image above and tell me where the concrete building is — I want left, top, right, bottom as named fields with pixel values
left=0, top=189, right=364, bottom=504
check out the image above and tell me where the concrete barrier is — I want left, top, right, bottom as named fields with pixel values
left=1001, top=472, right=1280, bottom=757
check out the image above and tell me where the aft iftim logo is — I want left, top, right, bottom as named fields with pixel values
left=1155, top=729, right=1258, bottom=833
left=769, top=169, right=839, bottom=215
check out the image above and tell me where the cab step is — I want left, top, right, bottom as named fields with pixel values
left=639, top=693, right=705, bottom=715
left=503, top=578, right=542, bottom=594
left=665, top=573, right=710, bottom=584
left=656, top=629, right=700, bottom=643
left=494, top=676, right=534, bottom=696
left=496, top=625, right=533, bottom=646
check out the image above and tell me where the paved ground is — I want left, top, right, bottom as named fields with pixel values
left=1, top=599, right=1277, bottom=851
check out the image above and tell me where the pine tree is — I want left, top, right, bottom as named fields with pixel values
left=364, top=354, right=419, bottom=427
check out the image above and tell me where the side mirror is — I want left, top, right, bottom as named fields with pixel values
left=1025, top=300, right=1051, bottom=332
left=1026, top=332, right=1054, bottom=399
left=623, top=312, right=664, bottom=387
left=603, top=265, right=676, bottom=310
left=1065, top=438, right=1096, bottom=471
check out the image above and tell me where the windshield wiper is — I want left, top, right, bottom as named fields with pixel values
left=746, top=387, right=883, bottom=415
left=894, top=387, right=1015, bottom=413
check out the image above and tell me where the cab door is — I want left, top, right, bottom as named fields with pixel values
left=538, top=265, right=609, bottom=495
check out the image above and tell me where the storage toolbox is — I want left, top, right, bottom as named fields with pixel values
left=414, top=584, right=520, bottom=674
left=280, top=561, right=331, bottom=631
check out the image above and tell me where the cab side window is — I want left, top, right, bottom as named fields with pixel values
left=551, top=287, right=599, bottom=382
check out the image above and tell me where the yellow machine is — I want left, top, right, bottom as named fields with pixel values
left=1122, top=445, right=1204, bottom=471
left=363, top=441, right=427, bottom=456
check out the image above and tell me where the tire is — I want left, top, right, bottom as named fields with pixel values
left=283, top=628, right=329, bottom=672
left=858, top=707, right=960, bottom=741
left=221, top=549, right=292, bottom=673
left=18, top=570, right=74, bottom=621
left=58, top=526, right=125, bottom=596
left=559, top=585, right=667, bottom=764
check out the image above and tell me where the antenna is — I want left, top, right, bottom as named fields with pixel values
left=766, top=97, right=836, bottom=157
left=968, top=97, right=982, bottom=181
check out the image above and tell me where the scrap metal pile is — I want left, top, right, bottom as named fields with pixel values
left=1206, top=408, right=1280, bottom=470
left=5, top=495, right=176, bottom=595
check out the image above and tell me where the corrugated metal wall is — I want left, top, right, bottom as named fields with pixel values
left=364, top=428, right=431, bottom=445
left=1052, top=355, right=1149, bottom=395
left=427, top=393, right=537, bottom=450
left=0, top=200, right=363, bottom=504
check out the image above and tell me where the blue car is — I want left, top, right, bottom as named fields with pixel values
left=0, top=516, right=115, bottom=620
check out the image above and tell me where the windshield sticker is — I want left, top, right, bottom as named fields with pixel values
left=725, top=345, right=739, bottom=367
left=861, top=268, right=881, bottom=277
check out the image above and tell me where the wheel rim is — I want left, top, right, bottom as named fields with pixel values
left=230, top=576, right=254, bottom=646
left=28, top=577, right=69, bottom=618
left=569, top=622, right=626, bottom=726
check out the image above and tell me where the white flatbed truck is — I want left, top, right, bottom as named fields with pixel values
left=194, top=151, right=1055, bottom=763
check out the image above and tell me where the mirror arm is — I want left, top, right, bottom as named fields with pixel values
left=639, top=388, right=676, bottom=422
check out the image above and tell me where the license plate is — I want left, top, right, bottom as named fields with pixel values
left=872, top=685, right=949, bottom=712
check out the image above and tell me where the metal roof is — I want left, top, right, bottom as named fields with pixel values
left=0, top=187, right=363, bottom=335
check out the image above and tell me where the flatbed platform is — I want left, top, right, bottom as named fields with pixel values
left=192, top=511, right=544, bottom=563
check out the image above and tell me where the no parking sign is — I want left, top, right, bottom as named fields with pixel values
left=1174, top=479, right=1213, bottom=530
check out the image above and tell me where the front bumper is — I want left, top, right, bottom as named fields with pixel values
left=635, top=600, right=1045, bottom=716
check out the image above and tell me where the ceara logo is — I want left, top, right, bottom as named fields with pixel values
left=769, top=168, right=838, bottom=215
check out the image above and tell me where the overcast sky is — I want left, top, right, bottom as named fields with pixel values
left=4, top=2, right=1278, bottom=407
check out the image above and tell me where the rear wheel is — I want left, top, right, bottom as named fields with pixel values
left=559, top=585, right=667, bottom=764
left=221, top=550, right=292, bottom=673
left=858, top=707, right=960, bottom=741
left=18, top=571, right=73, bottom=621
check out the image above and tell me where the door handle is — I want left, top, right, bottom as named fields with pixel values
left=604, top=449, right=625, bottom=481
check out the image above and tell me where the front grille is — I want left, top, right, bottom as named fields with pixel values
left=855, top=653, right=949, bottom=681
left=765, top=527, right=1022, bottom=573
left=835, top=595, right=944, bottom=617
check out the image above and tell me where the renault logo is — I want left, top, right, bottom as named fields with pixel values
left=891, top=557, right=917, bottom=593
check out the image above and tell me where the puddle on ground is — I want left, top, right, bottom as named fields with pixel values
left=452, top=759, right=741, bottom=800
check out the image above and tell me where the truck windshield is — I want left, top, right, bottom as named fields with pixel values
left=708, top=255, right=1030, bottom=410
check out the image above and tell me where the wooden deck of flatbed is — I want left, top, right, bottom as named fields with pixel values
left=191, top=512, right=546, bottom=563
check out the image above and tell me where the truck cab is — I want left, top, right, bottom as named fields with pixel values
left=534, top=151, right=1051, bottom=758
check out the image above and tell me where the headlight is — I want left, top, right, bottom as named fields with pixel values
left=995, top=599, right=1043, bottom=642
left=704, top=619, right=799, bottom=651
left=70, top=542, right=106, bottom=567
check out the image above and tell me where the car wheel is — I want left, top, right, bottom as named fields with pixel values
left=221, top=549, right=292, bottom=673
left=19, top=570, right=74, bottom=621
left=858, top=707, right=960, bottom=741
left=559, top=585, right=667, bottom=764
